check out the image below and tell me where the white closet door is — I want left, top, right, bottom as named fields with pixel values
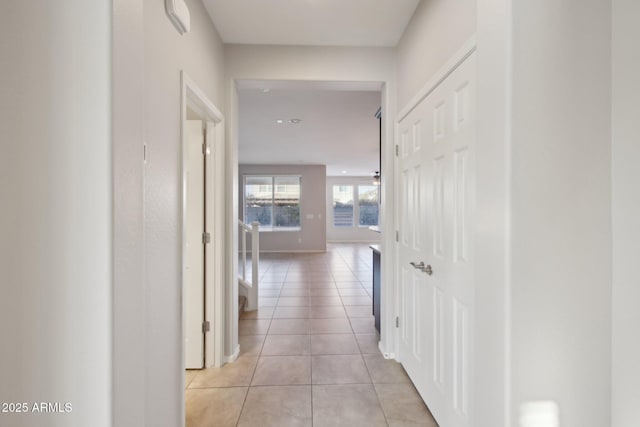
left=396, top=52, right=476, bottom=427
left=397, top=99, right=431, bottom=398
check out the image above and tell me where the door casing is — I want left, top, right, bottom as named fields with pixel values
left=180, top=71, right=226, bottom=424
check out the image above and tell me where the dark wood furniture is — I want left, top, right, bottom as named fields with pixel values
left=370, top=244, right=381, bottom=334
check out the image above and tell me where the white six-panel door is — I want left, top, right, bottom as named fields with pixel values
left=185, top=120, right=205, bottom=369
left=396, top=52, right=476, bottom=427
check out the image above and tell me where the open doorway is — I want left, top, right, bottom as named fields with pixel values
left=235, top=79, right=383, bottom=331
left=218, top=60, right=397, bottom=365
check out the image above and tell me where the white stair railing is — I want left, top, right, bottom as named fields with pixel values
left=238, top=220, right=259, bottom=311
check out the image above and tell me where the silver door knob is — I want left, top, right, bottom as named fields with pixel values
left=410, top=261, right=433, bottom=276
left=423, top=264, right=433, bottom=275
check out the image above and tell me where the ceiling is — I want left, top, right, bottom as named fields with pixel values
left=238, top=83, right=381, bottom=177
left=208, top=2, right=417, bottom=177
left=202, top=0, right=420, bottom=47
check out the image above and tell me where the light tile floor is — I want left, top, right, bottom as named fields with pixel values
left=186, top=243, right=438, bottom=427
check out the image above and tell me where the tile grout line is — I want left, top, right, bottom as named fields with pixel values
left=234, top=354, right=259, bottom=425
left=359, top=344, right=392, bottom=426
left=310, top=330, right=314, bottom=427
left=236, top=259, right=286, bottom=427
left=342, top=245, right=391, bottom=426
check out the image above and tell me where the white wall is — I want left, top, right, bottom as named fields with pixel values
left=225, top=45, right=395, bottom=85
left=0, top=2, right=111, bottom=426
left=142, top=0, right=226, bottom=425
left=326, top=176, right=381, bottom=243
left=396, top=0, right=477, bottom=109
left=239, top=164, right=327, bottom=252
left=510, top=1, right=612, bottom=426
left=612, top=1, right=640, bottom=425
left=474, top=0, right=512, bottom=424
left=113, top=0, right=146, bottom=424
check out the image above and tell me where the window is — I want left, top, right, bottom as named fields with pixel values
left=244, top=176, right=301, bottom=230
left=358, top=185, right=379, bottom=226
left=245, top=177, right=273, bottom=226
left=273, top=176, right=300, bottom=228
left=332, top=184, right=379, bottom=228
left=332, top=185, right=354, bottom=227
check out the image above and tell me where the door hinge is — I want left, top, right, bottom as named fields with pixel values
left=202, top=321, right=210, bottom=333
left=202, top=232, right=211, bottom=244
left=395, top=316, right=399, bottom=328
left=395, top=145, right=399, bottom=156
left=395, top=230, right=399, bottom=242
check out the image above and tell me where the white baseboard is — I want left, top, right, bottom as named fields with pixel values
left=327, top=240, right=380, bottom=244
left=379, top=341, right=396, bottom=361
left=257, top=249, right=326, bottom=254
left=225, top=345, right=240, bottom=364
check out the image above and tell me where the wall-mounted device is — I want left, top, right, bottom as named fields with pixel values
left=165, top=0, right=191, bottom=35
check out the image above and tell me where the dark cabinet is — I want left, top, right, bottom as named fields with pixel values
left=371, top=245, right=381, bottom=335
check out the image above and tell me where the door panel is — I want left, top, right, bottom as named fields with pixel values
left=396, top=52, right=476, bottom=427
left=185, top=120, right=204, bottom=369
left=397, top=115, right=429, bottom=397
left=204, top=121, right=220, bottom=367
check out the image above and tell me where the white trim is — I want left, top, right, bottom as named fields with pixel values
left=392, top=118, right=401, bottom=363
left=252, top=228, right=302, bottom=233
left=379, top=80, right=397, bottom=364
left=183, top=73, right=224, bottom=121
left=257, top=249, right=327, bottom=254
left=226, top=345, right=240, bottom=364
left=180, top=71, right=226, bottom=427
left=225, top=86, right=240, bottom=366
left=210, top=119, right=226, bottom=368
left=379, top=340, right=395, bottom=360
left=397, top=36, right=477, bottom=122
left=236, top=79, right=383, bottom=92
left=229, top=75, right=395, bottom=368
left=504, top=1, right=513, bottom=423
left=326, top=240, right=380, bottom=244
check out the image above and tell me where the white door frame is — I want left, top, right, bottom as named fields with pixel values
left=227, top=78, right=397, bottom=361
left=180, top=71, right=226, bottom=376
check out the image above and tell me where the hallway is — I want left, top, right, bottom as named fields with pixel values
left=185, top=244, right=438, bottom=426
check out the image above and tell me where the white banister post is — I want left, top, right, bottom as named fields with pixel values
left=251, top=221, right=260, bottom=311
left=240, top=220, right=246, bottom=282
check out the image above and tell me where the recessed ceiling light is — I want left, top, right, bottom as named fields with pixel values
left=276, top=119, right=284, bottom=124
left=289, top=118, right=302, bottom=124
left=262, top=88, right=270, bottom=93
left=341, top=170, right=347, bottom=174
